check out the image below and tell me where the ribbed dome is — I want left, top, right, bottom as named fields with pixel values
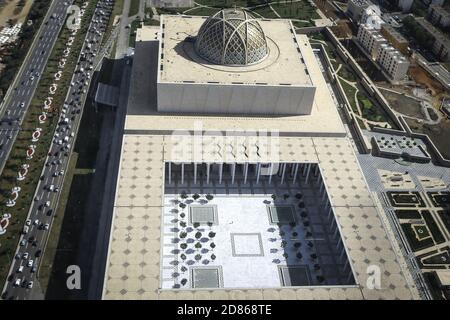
left=194, top=8, right=268, bottom=66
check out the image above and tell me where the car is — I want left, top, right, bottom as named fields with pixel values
left=20, top=239, right=27, bottom=246
left=27, top=260, right=33, bottom=267
left=28, top=236, right=35, bottom=243
left=13, top=279, right=21, bottom=287
left=33, top=219, right=39, bottom=225
left=35, top=249, right=42, bottom=257
left=22, top=226, right=29, bottom=234
left=19, top=102, right=25, bottom=108
left=25, top=219, right=31, bottom=226
left=48, top=185, right=55, bottom=192
left=17, top=266, right=24, bottom=273
left=31, top=265, right=37, bottom=273
left=27, top=281, right=34, bottom=289
left=46, top=209, right=53, bottom=216
left=34, top=195, right=40, bottom=201
left=22, top=252, right=29, bottom=260
left=15, top=253, right=21, bottom=260
left=45, top=201, right=50, bottom=207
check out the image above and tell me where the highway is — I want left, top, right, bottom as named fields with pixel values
left=1, top=0, right=114, bottom=300
left=0, top=0, right=75, bottom=174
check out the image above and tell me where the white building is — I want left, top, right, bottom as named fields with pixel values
left=360, top=5, right=383, bottom=30
left=357, top=24, right=410, bottom=81
left=357, top=25, right=387, bottom=59
left=156, top=11, right=316, bottom=115
left=346, top=0, right=371, bottom=22
left=376, top=43, right=410, bottom=81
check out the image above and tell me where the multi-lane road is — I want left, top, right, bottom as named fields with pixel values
left=0, top=1, right=76, bottom=172
left=1, top=0, right=114, bottom=300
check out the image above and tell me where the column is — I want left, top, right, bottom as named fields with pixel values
left=168, top=162, right=171, bottom=184
left=256, top=163, right=261, bottom=184
left=181, top=163, right=184, bottom=185
left=268, top=163, right=274, bottom=184
left=244, top=163, right=249, bottom=184
left=231, top=163, right=236, bottom=185
left=193, top=163, right=197, bottom=185
left=206, top=163, right=210, bottom=185
left=219, top=163, right=223, bottom=184
left=293, top=163, right=299, bottom=184
left=305, top=164, right=311, bottom=184
left=280, top=163, right=287, bottom=185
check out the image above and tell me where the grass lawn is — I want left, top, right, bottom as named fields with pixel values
left=184, top=6, right=221, bottom=16
left=128, top=18, right=142, bottom=48
left=337, top=64, right=356, bottom=82
left=271, top=1, right=319, bottom=20
left=251, top=5, right=278, bottom=19
left=0, top=0, right=99, bottom=288
left=128, top=0, right=140, bottom=17
left=357, top=92, right=388, bottom=123
left=339, top=79, right=357, bottom=113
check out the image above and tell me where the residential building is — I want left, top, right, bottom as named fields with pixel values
left=380, top=24, right=409, bottom=55
left=416, top=17, right=450, bottom=61
left=376, top=43, right=410, bottom=81
left=428, top=4, right=450, bottom=28
left=346, top=0, right=371, bottom=21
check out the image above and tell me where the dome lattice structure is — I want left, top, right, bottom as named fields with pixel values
left=194, top=8, right=269, bottom=66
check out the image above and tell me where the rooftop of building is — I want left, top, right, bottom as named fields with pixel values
left=128, top=25, right=346, bottom=136
left=430, top=4, right=450, bottom=17
left=416, top=17, right=450, bottom=48
left=156, top=15, right=313, bottom=87
left=381, top=24, right=408, bottom=44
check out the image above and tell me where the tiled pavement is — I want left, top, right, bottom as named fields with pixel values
left=102, top=135, right=420, bottom=299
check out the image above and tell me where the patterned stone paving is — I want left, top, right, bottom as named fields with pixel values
left=102, top=135, right=420, bottom=299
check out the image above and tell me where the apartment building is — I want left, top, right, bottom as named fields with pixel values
left=416, top=17, right=450, bottom=61
left=357, top=24, right=387, bottom=59
left=380, top=24, right=409, bottom=55
left=428, top=4, right=450, bottom=28
left=376, top=44, right=410, bottom=81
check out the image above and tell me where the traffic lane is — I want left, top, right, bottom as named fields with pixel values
left=4, top=1, right=113, bottom=299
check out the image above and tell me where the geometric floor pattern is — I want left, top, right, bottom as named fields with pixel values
left=103, top=134, right=420, bottom=299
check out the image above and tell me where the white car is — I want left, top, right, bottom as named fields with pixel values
left=44, top=223, right=49, bottom=230
left=33, top=219, right=39, bottom=225
left=17, top=266, right=24, bottom=273
left=45, top=201, right=50, bottom=207
left=22, top=252, right=29, bottom=260
left=19, top=102, right=25, bottom=108
left=27, top=260, right=33, bottom=267
left=25, top=219, right=31, bottom=226
left=27, top=281, right=34, bottom=289
left=14, top=278, right=21, bottom=287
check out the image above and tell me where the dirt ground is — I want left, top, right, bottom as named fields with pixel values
left=409, top=66, right=448, bottom=100
left=380, top=88, right=425, bottom=119
left=405, top=117, right=450, bottom=160
left=0, top=0, right=33, bottom=28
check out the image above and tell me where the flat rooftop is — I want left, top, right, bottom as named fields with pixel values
left=127, top=26, right=346, bottom=136
left=158, top=15, right=314, bottom=87
left=102, top=134, right=420, bottom=299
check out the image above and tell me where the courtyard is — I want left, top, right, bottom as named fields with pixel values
left=161, top=162, right=355, bottom=290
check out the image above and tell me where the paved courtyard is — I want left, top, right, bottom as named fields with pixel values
left=161, top=173, right=354, bottom=289
left=102, top=135, right=420, bottom=299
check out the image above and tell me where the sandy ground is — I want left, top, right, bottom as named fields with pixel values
left=0, top=0, right=34, bottom=28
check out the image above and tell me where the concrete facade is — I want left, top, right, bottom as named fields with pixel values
left=380, top=24, right=409, bottom=55
left=376, top=44, right=410, bottom=81
left=346, top=0, right=371, bottom=21
left=157, top=82, right=316, bottom=115
left=357, top=24, right=387, bottom=59
left=428, top=4, right=450, bottom=28
left=155, top=15, right=318, bottom=116
left=416, top=17, right=450, bottom=62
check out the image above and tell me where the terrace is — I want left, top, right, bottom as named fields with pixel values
left=161, top=162, right=355, bottom=290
